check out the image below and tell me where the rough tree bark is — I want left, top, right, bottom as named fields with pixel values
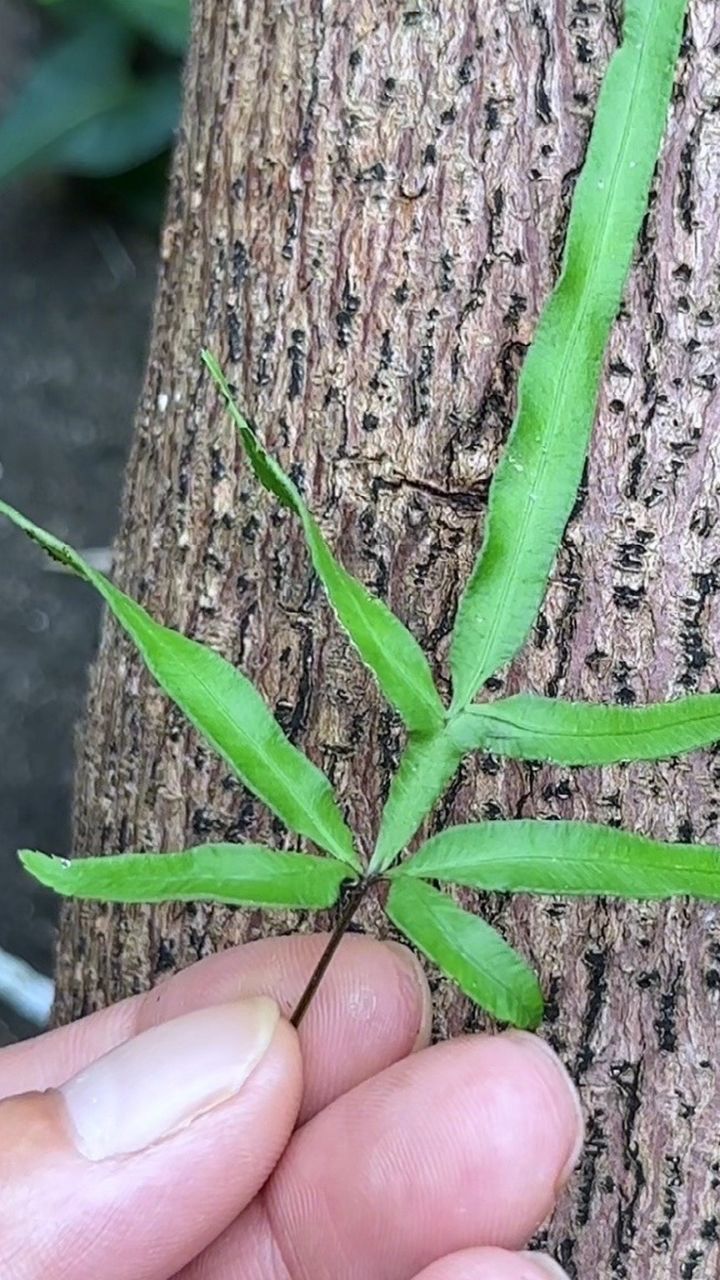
left=55, top=1, right=720, bottom=1275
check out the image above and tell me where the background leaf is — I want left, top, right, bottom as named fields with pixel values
left=403, top=820, right=720, bottom=901
left=52, top=72, right=179, bottom=176
left=448, top=0, right=688, bottom=710
left=105, top=0, right=189, bottom=54
left=204, top=352, right=444, bottom=735
left=369, top=730, right=463, bottom=874
left=0, top=20, right=179, bottom=181
left=0, top=500, right=359, bottom=869
left=387, top=875, right=543, bottom=1028
left=453, top=694, right=720, bottom=765
left=21, top=844, right=351, bottom=908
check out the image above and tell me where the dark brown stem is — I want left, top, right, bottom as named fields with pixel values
left=290, top=878, right=373, bottom=1028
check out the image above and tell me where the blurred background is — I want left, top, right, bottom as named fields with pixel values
left=0, top=0, right=187, bottom=1042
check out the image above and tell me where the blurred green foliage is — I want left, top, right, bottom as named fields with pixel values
left=0, top=0, right=189, bottom=223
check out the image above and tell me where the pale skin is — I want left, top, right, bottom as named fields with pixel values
left=0, top=933, right=583, bottom=1279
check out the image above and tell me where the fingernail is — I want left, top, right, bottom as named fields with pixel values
left=520, top=1252, right=570, bottom=1278
left=384, top=941, right=432, bottom=1050
left=502, top=1030, right=584, bottom=1188
left=60, top=997, right=280, bottom=1161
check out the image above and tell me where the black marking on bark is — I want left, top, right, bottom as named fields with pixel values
left=409, top=310, right=438, bottom=424
left=336, top=273, right=361, bottom=349
left=299, top=57, right=319, bottom=155
left=282, top=623, right=314, bottom=741
left=531, top=6, right=553, bottom=124
left=679, top=565, right=720, bottom=689
left=569, top=460, right=589, bottom=522
left=576, top=34, right=592, bottom=64
left=610, top=1058, right=646, bottom=1274
left=466, top=338, right=526, bottom=453
left=457, top=186, right=505, bottom=331
left=576, top=948, right=607, bottom=1073
left=681, top=1249, right=705, bottom=1278
left=485, top=97, right=500, bottom=130
left=210, top=447, right=226, bottom=483
left=376, top=472, right=487, bottom=513
left=624, top=432, right=647, bottom=501
left=369, top=329, right=393, bottom=392
left=283, top=194, right=298, bottom=261
left=542, top=973, right=561, bottom=1027
left=376, top=705, right=400, bottom=784
left=616, top=530, right=653, bottom=573
left=457, top=55, right=473, bottom=86
left=255, top=331, right=274, bottom=387
left=678, top=121, right=701, bottom=235
left=192, top=807, right=220, bottom=838
left=232, top=239, right=249, bottom=290
left=544, top=536, right=582, bottom=697
left=551, top=161, right=584, bottom=272
left=503, top=291, right=528, bottom=329
left=655, top=964, right=682, bottom=1052
left=357, top=160, right=387, bottom=183
left=440, top=250, right=455, bottom=293
left=613, top=583, right=645, bottom=612
left=288, top=328, right=305, bottom=400
left=155, top=936, right=177, bottom=974
left=555, top=1237, right=578, bottom=1280
left=656, top=1154, right=683, bottom=1252
left=241, top=514, right=259, bottom=544
left=227, top=308, right=242, bottom=362
left=117, top=813, right=130, bottom=853
left=576, top=1110, right=607, bottom=1227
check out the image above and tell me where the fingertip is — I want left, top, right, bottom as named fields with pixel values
left=60, top=997, right=289, bottom=1162
left=411, top=1248, right=570, bottom=1279
left=381, top=940, right=432, bottom=1051
left=0, top=1001, right=304, bottom=1280
left=499, top=1031, right=584, bottom=1190
left=520, top=1251, right=571, bottom=1278
left=290, top=933, right=433, bottom=1117
left=273, top=1012, right=303, bottom=1093
left=256, top=1030, right=584, bottom=1278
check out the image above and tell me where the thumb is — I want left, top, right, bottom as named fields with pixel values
left=1, top=998, right=302, bottom=1280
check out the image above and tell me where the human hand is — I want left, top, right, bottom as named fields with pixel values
left=0, top=933, right=583, bottom=1279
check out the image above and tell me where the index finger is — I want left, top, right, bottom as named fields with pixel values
left=0, top=932, right=430, bottom=1120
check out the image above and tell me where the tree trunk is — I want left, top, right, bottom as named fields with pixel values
left=56, top=1, right=720, bottom=1274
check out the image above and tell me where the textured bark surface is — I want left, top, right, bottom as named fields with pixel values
left=56, top=1, right=720, bottom=1274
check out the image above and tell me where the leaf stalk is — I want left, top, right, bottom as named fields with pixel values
left=290, top=876, right=376, bottom=1027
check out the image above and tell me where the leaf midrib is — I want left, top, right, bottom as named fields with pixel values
left=412, top=885, right=534, bottom=1009
left=153, top=628, right=354, bottom=862
left=474, top=700, right=720, bottom=742
left=416, top=853, right=720, bottom=884
left=210, top=355, right=443, bottom=731
left=296, top=497, right=442, bottom=729
left=97, top=586, right=356, bottom=866
left=459, top=4, right=656, bottom=705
